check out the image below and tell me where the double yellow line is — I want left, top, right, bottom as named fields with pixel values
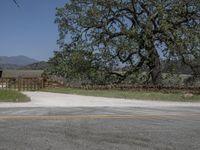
left=0, top=114, right=199, bottom=121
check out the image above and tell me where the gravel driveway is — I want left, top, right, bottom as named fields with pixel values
left=0, top=91, right=200, bottom=108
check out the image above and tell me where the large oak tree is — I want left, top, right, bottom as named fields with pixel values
left=51, top=0, right=200, bottom=85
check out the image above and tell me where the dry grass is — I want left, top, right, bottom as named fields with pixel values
left=2, top=70, right=43, bottom=78
left=41, top=87, right=200, bottom=102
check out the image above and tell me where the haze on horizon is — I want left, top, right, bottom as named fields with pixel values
left=0, top=0, right=67, bottom=61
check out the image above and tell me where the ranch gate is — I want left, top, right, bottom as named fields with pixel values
left=0, top=77, right=45, bottom=91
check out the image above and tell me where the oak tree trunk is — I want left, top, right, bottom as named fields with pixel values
left=149, top=50, right=162, bottom=85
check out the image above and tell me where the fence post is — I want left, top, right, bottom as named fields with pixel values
left=42, top=77, right=46, bottom=89
left=18, top=77, right=21, bottom=91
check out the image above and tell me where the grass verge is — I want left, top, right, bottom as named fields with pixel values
left=0, top=90, right=30, bottom=102
left=41, top=87, right=200, bottom=102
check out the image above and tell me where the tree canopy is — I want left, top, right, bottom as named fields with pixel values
left=49, top=0, right=200, bottom=85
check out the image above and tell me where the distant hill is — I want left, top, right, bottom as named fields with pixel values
left=0, top=64, right=21, bottom=69
left=21, top=61, right=48, bottom=70
left=0, top=56, right=38, bottom=66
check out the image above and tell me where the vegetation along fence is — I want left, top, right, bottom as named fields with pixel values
left=0, top=77, right=45, bottom=91
left=65, top=84, right=200, bottom=94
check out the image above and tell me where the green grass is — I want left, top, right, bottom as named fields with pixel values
left=41, top=87, right=200, bottom=102
left=0, top=90, right=30, bottom=102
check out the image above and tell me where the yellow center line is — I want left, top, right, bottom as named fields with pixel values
left=0, top=114, right=199, bottom=121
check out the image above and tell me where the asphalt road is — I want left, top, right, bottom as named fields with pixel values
left=0, top=107, right=200, bottom=150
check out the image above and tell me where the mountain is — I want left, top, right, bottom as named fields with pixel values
left=0, top=56, right=38, bottom=66
left=0, top=64, right=21, bottom=69
left=21, top=61, right=48, bottom=70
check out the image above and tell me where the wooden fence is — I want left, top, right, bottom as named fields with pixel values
left=0, top=77, right=45, bottom=91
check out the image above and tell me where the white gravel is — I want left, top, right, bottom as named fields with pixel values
left=0, top=91, right=200, bottom=108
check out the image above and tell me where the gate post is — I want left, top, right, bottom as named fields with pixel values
left=0, top=70, right=2, bottom=78
left=18, top=77, right=21, bottom=91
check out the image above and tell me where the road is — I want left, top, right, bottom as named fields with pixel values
left=0, top=107, right=200, bottom=150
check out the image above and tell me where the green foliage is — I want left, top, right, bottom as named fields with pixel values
left=48, top=47, right=93, bottom=81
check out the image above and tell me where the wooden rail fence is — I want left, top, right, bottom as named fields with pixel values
left=0, top=77, right=45, bottom=91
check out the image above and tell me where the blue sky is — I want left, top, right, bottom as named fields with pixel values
left=0, top=0, right=67, bottom=61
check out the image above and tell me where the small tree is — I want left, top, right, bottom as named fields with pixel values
left=12, top=0, right=20, bottom=7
